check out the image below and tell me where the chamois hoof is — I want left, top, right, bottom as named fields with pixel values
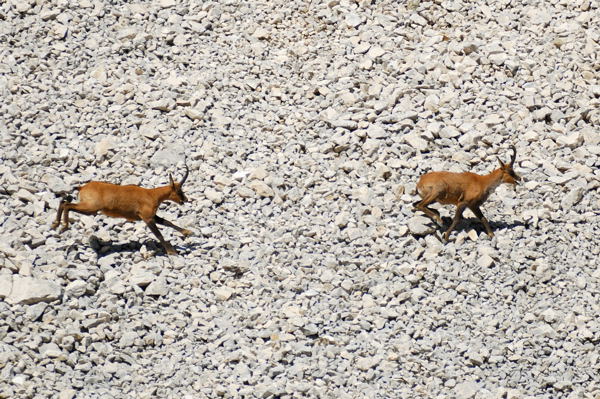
left=166, top=247, right=179, bottom=256
left=51, top=222, right=59, bottom=230
left=181, top=229, right=193, bottom=237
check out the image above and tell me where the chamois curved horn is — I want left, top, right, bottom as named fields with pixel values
left=180, top=163, right=189, bottom=186
left=509, top=145, right=516, bottom=167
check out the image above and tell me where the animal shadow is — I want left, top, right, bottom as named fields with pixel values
left=89, top=235, right=200, bottom=258
left=438, top=216, right=527, bottom=237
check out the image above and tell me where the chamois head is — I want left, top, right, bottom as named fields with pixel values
left=168, top=164, right=189, bottom=204
left=497, top=145, right=520, bottom=185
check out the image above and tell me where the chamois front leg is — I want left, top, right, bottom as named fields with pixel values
left=144, top=218, right=178, bottom=255
left=155, top=215, right=192, bottom=237
left=444, top=203, right=467, bottom=241
left=469, top=205, right=494, bottom=238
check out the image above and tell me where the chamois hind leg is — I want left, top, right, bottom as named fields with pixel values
left=60, top=202, right=98, bottom=233
left=155, top=215, right=192, bottom=237
left=413, top=194, right=443, bottom=226
left=469, top=205, right=494, bottom=238
left=144, top=219, right=177, bottom=255
left=51, top=201, right=67, bottom=230
left=444, top=203, right=467, bottom=241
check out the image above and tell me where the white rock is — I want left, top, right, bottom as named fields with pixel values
left=367, top=124, right=388, bottom=139
left=408, top=216, right=436, bottom=236
left=95, top=136, right=114, bottom=157
left=39, top=343, right=63, bottom=358
left=185, top=107, right=205, bottom=121
left=249, top=167, right=268, bottom=180
left=58, top=390, right=77, bottom=399
left=467, top=229, right=479, bottom=241
left=118, top=27, right=137, bottom=40
left=356, top=356, right=380, bottom=371
left=248, top=180, right=274, bottom=197
left=159, top=0, right=176, bottom=8
left=410, top=13, right=428, bottom=26
left=404, top=133, right=428, bottom=151
left=214, top=287, right=233, bottom=301
left=455, top=381, right=480, bottom=399
left=214, top=175, right=234, bottom=187
left=556, top=132, right=583, bottom=148
left=65, top=280, right=87, bottom=298
left=362, top=138, right=380, bottom=156
left=0, top=274, right=12, bottom=299
left=424, top=94, right=439, bottom=111
left=561, top=187, right=584, bottom=210
left=138, top=124, right=159, bottom=139
left=53, top=23, right=68, bottom=39
left=354, top=187, right=372, bottom=205
left=345, top=13, right=362, bottom=28
left=483, top=114, right=503, bottom=125
left=252, top=27, right=270, bottom=39
left=7, top=276, right=62, bottom=305
left=335, top=211, right=350, bottom=228
left=145, top=277, right=168, bottom=296
left=129, top=268, right=155, bottom=288
left=541, top=308, right=558, bottom=323
left=366, top=46, right=385, bottom=59
left=204, top=187, right=224, bottom=204
left=477, top=254, right=495, bottom=268
left=119, top=331, right=138, bottom=347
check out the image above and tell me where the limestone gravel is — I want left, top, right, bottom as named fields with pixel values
left=1, top=0, right=599, bottom=398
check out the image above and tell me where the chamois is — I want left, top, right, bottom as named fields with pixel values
left=52, top=166, right=191, bottom=255
left=413, top=146, right=520, bottom=241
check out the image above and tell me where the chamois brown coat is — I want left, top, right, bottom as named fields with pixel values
left=52, top=167, right=191, bottom=255
left=413, top=146, right=520, bottom=240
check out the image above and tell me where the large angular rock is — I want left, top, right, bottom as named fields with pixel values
left=6, top=277, right=62, bottom=305
left=407, top=216, right=436, bottom=236
left=0, top=274, right=12, bottom=299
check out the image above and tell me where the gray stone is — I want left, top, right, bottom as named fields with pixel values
left=404, top=133, right=428, bottom=151
left=561, top=187, right=584, bottom=210
left=65, top=280, right=87, bottom=298
left=407, top=216, right=436, bottom=236
left=7, top=277, right=62, bottom=305
left=39, top=343, right=63, bottom=358
left=455, top=381, right=480, bottom=399
left=215, top=287, right=234, bottom=301
left=204, top=187, right=224, bottom=204
left=0, top=274, right=12, bottom=299
left=366, top=124, right=388, bottom=139
left=248, top=181, right=274, bottom=197
left=145, top=277, right=168, bottom=297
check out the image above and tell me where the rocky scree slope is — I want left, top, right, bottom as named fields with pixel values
left=0, top=0, right=599, bottom=398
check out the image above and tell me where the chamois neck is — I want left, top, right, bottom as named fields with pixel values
left=483, top=168, right=504, bottom=191
left=151, top=185, right=173, bottom=204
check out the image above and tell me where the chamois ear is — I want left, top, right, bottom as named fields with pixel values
left=169, top=173, right=175, bottom=187
left=497, top=156, right=504, bottom=168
